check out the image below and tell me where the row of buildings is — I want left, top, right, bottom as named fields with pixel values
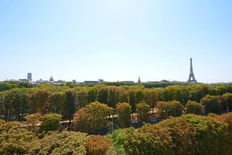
left=16, top=73, right=105, bottom=85
left=2, top=58, right=198, bottom=85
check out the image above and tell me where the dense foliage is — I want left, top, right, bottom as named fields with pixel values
left=110, top=113, right=232, bottom=155
left=200, top=95, right=221, bottom=114
left=0, top=121, right=37, bottom=155
left=116, top=102, right=132, bottom=127
left=1, top=83, right=232, bottom=121
left=85, top=136, right=110, bottom=155
left=40, top=113, right=62, bottom=132
left=185, top=100, right=204, bottom=115
left=136, top=102, right=150, bottom=122
left=29, top=131, right=87, bottom=155
left=1, top=113, right=232, bottom=154
left=72, top=101, right=112, bottom=133
left=1, top=83, right=232, bottom=154
left=24, top=113, right=41, bottom=132
left=157, top=100, right=184, bottom=119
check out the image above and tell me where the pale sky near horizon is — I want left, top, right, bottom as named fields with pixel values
left=0, top=0, right=232, bottom=83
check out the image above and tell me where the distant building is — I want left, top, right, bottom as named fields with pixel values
left=33, top=79, right=43, bottom=85
left=138, top=76, right=141, bottom=83
left=27, top=73, right=32, bottom=81
left=98, top=79, right=104, bottom=84
left=49, top=76, right=54, bottom=82
left=119, top=81, right=135, bottom=84
left=83, top=79, right=104, bottom=85
left=54, top=80, right=65, bottom=85
left=83, top=81, right=99, bottom=85
left=19, top=79, right=29, bottom=82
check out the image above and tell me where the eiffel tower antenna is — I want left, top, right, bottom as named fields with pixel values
left=187, top=58, right=197, bottom=83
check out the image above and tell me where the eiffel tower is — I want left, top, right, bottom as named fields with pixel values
left=187, top=58, right=197, bottom=83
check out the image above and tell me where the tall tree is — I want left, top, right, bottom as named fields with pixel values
left=75, top=88, right=88, bottom=108
left=200, top=95, right=220, bottom=114
left=116, top=102, right=132, bottom=127
left=73, top=101, right=112, bottom=133
left=144, top=89, right=158, bottom=112
left=29, top=89, right=50, bottom=114
left=185, top=100, right=204, bottom=115
left=48, top=92, right=65, bottom=114
left=136, top=102, right=150, bottom=123
left=4, top=89, right=29, bottom=121
left=223, top=93, right=232, bottom=112
left=40, top=113, right=62, bottom=132
left=64, top=89, right=76, bottom=126
left=157, top=100, right=184, bottom=119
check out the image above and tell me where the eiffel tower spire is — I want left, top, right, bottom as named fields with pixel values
left=187, top=58, right=197, bottom=83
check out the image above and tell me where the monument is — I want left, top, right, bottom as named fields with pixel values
left=187, top=58, right=197, bottom=83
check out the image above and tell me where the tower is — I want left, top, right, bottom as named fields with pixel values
left=187, top=58, right=197, bottom=83
left=138, top=76, right=141, bottom=83
left=27, top=73, right=32, bottom=81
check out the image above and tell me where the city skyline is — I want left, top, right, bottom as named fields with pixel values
left=1, top=58, right=198, bottom=83
left=1, top=0, right=232, bottom=83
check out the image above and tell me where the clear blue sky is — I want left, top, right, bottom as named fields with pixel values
left=0, top=0, right=232, bottom=83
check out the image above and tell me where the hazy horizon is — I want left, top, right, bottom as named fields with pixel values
left=1, top=0, right=232, bottom=83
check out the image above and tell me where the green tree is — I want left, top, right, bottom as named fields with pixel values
left=158, top=117, right=197, bottom=155
left=0, top=92, right=4, bottom=117
left=184, top=114, right=231, bottom=155
left=116, top=102, right=131, bottom=127
left=128, top=85, right=145, bottom=113
left=0, top=82, right=17, bottom=91
left=0, top=122, right=37, bottom=155
left=185, top=100, right=204, bottom=115
left=223, top=93, right=232, bottom=112
left=107, top=86, right=121, bottom=108
left=157, top=100, right=184, bottom=119
left=48, top=92, right=65, bottom=114
left=129, top=89, right=137, bottom=112
left=72, top=108, right=91, bottom=132
left=136, top=102, right=150, bottom=122
left=29, top=89, right=50, bottom=114
left=209, top=85, right=227, bottom=95
left=29, top=131, right=87, bottom=155
left=144, top=89, right=158, bottom=111
left=109, top=114, right=232, bottom=155
left=0, top=121, right=21, bottom=132
left=188, top=84, right=209, bottom=102
left=217, top=95, right=227, bottom=113
left=40, top=113, right=62, bottom=132
left=216, top=112, right=232, bottom=152
left=98, top=87, right=108, bottom=105
left=0, top=92, right=7, bottom=121
left=63, top=89, right=76, bottom=125
left=4, top=89, right=29, bottom=121
left=200, top=95, right=220, bottom=114
left=108, top=129, right=128, bottom=155
left=111, top=126, right=174, bottom=155
left=87, top=87, right=98, bottom=103
left=73, top=101, right=112, bottom=133
left=24, top=113, right=41, bottom=132
left=75, top=88, right=88, bottom=108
